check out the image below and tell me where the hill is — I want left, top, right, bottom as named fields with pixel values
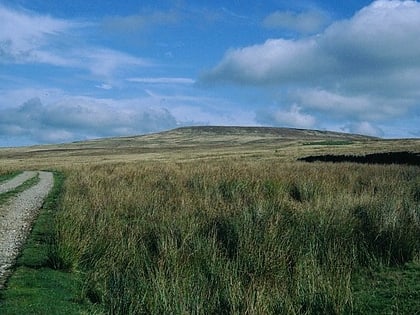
left=0, top=126, right=418, bottom=167
left=58, top=125, right=377, bottom=149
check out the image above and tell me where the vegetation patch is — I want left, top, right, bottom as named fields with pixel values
left=353, top=263, right=420, bottom=314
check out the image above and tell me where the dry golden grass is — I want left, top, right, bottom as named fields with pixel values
left=1, top=127, right=419, bottom=170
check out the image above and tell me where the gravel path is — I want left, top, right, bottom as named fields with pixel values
left=0, top=171, right=54, bottom=289
left=0, top=171, right=38, bottom=194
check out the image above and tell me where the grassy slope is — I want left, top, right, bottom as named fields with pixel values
left=0, top=127, right=418, bottom=314
left=53, top=162, right=419, bottom=314
left=1, top=126, right=419, bottom=172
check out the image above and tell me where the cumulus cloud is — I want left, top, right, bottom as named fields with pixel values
left=263, top=10, right=329, bottom=34
left=289, top=89, right=406, bottom=120
left=201, top=37, right=328, bottom=85
left=0, top=97, right=177, bottom=145
left=203, top=0, right=420, bottom=86
left=0, top=90, right=259, bottom=145
left=201, top=0, right=420, bottom=132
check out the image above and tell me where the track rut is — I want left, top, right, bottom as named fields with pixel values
left=0, top=171, right=54, bottom=289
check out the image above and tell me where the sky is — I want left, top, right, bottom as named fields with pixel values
left=1, top=0, right=419, bottom=146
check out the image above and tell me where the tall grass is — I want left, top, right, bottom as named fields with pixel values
left=53, top=161, right=419, bottom=314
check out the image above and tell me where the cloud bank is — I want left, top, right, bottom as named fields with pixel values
left=202, top=0, right=420, bottom=134
left=0, top=98, right=177, bottom=145
left=0, top=90, right=255, bottom=146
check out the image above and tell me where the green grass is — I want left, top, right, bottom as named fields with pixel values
left=0, top=267, right=90, bottom=315
left=1, top=162, right=419, bottom=314
left=353, top=263, right=420, bottom=314
left=49, top=161, right=419, bottom=314
left=0, top=174, right=40, bottom=205
left=0, top=172, right=101, bottom=314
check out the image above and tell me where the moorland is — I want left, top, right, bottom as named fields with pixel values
left=0, top=126, right=419, bottom=314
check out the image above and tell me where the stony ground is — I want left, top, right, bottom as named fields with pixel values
left=0, top=171, right=53, bottom=289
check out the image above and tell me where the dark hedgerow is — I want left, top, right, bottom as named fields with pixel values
left=299, top=151, right=420, bottom=166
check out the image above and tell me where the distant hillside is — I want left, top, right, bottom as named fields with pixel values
left=81, top=125, right=377, bottom=149
left=2, top=126, right=378, bottom=153
left=1, top=125, right=418, bottom=164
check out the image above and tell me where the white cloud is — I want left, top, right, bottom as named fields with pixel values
left=320, top=0, right=420, bottom=72
left=202, top=37, right=328, bottom=85
left=263, top=10, right=329, bottom=34
left=0, top=4, right=81, bottom=64
left=0, top=88, right=258, bottom=145
left=0, top=5, right=151, bottom=79
left=204, top=0, right=420, bottom=87
left=289, top=89, right=407, bottom=120
left=0, top=97, right=178, bottom=145
left=202, top=0, right=420, bottom=131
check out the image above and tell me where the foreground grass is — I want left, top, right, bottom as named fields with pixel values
left=0, top=172, right=101, bottom=314
left=0, top=160, right=418, bottom=314
left=48, top=160, right=419, bottom=314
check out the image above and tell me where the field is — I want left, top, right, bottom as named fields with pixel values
left=0, top=127, right=419, bottom=314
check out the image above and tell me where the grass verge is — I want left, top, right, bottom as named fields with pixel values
left=353, top=262, right=420, bottom=314
left=0, top=172, right=101, bottom=314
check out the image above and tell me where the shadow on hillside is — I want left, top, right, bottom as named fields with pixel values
left=298, top=151, right=420, bottom=166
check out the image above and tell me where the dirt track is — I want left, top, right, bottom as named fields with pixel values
left=0, top=171, right=53, bottom=289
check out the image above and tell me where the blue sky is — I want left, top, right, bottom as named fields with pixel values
left=1, top=0, right=419, bottom=146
